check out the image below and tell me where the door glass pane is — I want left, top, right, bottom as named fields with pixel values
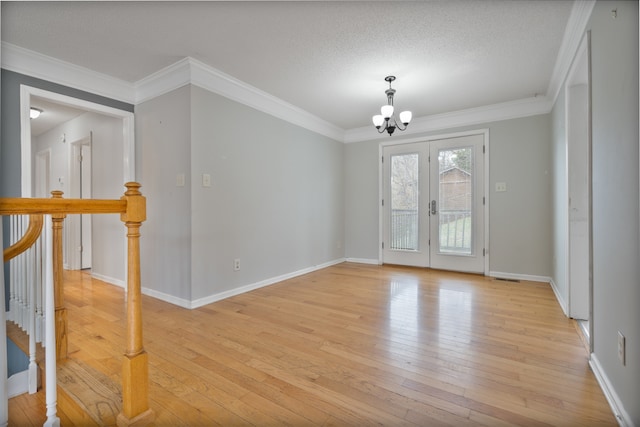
left=438, top=147, right=473, bottom=254
left=390, top=153, right=419, bottom=251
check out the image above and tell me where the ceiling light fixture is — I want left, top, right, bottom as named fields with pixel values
left=372, top=76, right=412, bottom=135
left=30, top=107, right=43, bottom=119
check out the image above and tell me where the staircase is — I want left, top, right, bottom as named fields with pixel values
left=2, top=183, right=153, bottom=427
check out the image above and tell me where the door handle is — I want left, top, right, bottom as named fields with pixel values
left=431, top=200, right=437, bottom=215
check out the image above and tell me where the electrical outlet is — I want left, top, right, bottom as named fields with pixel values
left=202, top=173, right=211, bottom=188
left=234, top=258, right=241, bottom=271
left=618, top=331, right=626, bottom=365
left=495, top=182, right=507, bottom=192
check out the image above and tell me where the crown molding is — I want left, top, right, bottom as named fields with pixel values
left=1, top=42, right=135, bottom=104
left=546, top=0, right=596, bottom=105
left=5, top=20, right=585, bottom=146
left=1, top=42, right=344, bottom=141
left=344, top=96, right=552, bottom=144
left=186, top=58, right=345, bottom=142
left=134, top=57, right=345, bottom=141
left=134, top=57, right=193, bottom=104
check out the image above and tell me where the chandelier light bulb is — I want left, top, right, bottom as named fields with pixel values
left=399, top=110, right=412, bottom=125
left=381, top=105, right=394, bottom=119
left=372, top=115, right=384, bottom=128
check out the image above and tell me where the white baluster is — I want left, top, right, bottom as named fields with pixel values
left=43, top=216, right=60, bottom=427
left=18, top=216, right=27, bottom=330
left=1, top=219, right=9, bottom=427
left=16, top=216, right=23, bottom=329
left=35, top=234, right=44, bottom=343
left=8, top=215, right=16, bottom=323
left=28, top=241, right=38, bottom=394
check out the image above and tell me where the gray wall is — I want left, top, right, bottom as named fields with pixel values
left=190, top=85, right=344, bottom=301
left=345, top=115, right=553, bottom=278
left=136, top=84, right=345, bottom=304
left=551, top=1, right=639, bottom=422
left=135, top=85, right=193, bottom=301
left=589, top=1, right=639, bottom=422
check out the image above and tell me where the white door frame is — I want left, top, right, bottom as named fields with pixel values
left=379, top=128, right=490, bottom=274
left=19, top=84, right=135, bottom=197
left=20, top=84, right=135, bottom=285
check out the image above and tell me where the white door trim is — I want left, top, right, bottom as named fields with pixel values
left=378, top=128, right=490, bottom=274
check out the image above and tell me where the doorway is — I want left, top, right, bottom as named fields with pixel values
left=566, top=33, right=592, bottom=341
left=381, top=132, right=487, bottom=273
left=21, top=84, right=135, bottom=287
left=69, top=135, right=93, bottom=270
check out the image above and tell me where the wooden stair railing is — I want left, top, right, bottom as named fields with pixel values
left=1, top=182, right=154, bottom=427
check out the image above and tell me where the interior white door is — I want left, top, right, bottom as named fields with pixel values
left=68, top=135, right=92, bottom=270
left=35, top=150, right=51, bottom=198
left=429, top=134, right=485, bottom=273
left=80, top=144, right=92, bottom=270
left=567, top=83, right=589, bottom=320
left=382, top=143, right=430, bottom=267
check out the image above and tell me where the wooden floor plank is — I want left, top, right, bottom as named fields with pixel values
left=8, top=263, right=617, bottom=426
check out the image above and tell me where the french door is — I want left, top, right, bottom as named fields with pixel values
left=382, top=133, right=485, bottom=273
left=382, top=143, right=430, bottom=267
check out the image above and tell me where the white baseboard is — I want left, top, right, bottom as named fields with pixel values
left=488, top=271, right=551, bottom=283
left=589, top=354, right=634, bottom=427
left=345, top=258, right=380, bottom=265
left=489, top=271, right=570, bottom=316
left=141, top=287, right=192, bottom=309
left=139, top=258, right=346, bottom=310
left=189, top=258, right=346, bottom=309
left=8, top=369, right=29, bottom=398
left=548, top=276, right=569, bottom=316
left=90, top=272, right=125, bottom=289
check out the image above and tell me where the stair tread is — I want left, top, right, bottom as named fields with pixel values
left=58, top=358, right=122, bottom=427
left=7, top=320, right=122, bottom=427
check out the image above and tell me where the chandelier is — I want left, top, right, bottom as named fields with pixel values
left=372, top=76, right=412, bottom=135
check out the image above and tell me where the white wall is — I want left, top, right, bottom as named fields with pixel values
left=345, top=115, right=553, bottom=278
left=33, top=111, right=126, bottom=284
left=135, top=84, right=345, bottom=305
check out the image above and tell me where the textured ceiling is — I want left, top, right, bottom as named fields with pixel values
left=2, top=1, right=574, bottom=131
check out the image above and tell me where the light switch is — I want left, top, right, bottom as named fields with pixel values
left=202, top=173, right=211, bottom=188
left=176, top=173, right=185, bottom=187
left=495, top=182, right=507, bottom=192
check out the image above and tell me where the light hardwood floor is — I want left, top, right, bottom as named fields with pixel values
left=9, top=263, right=616, bottom=426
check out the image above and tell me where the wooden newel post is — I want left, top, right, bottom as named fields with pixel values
left=51, top=190, right=68, bottom=361
left=117, top=182, right=154, bottom=427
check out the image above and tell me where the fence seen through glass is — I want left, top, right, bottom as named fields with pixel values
left=438, top=147, right=473, bottom=254
left=390, top=153, right=419, bottom=251
left=389, top=147, right=474, bottom=254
